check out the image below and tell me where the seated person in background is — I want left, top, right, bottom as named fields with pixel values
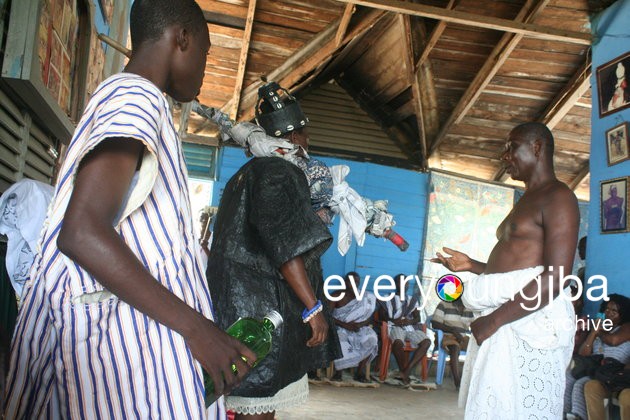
left=584, top=366, right=630, bottom=420
left=379, top=273, right=431, bottom=385
left=565, top=294, right=630, bottom=420
left=431, top=299, right=474, bottom=388
left=329, top=272, right=378, bottom=383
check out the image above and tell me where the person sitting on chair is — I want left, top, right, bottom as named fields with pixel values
left=431, top=299, right=474, bottom=388
left=329, top=271, right=378, bottom=383
left=378, top=273, right=431, bottom=385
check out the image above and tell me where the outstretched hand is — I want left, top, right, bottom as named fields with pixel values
left=430, top=247, right=474, bottom=272
left=184, top=315, right=257, bottom=396
left=307, top=312, right=329, bottom=347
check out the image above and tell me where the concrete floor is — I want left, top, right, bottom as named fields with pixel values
left=276, top=379, right=464, bottom=419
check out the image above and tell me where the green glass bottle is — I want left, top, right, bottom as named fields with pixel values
left=204, top=310, right=283, bottom=407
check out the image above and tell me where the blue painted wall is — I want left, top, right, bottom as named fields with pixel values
left=92, top=0, right=109, bottom=34
left=212, top=147, right=429, bottom=291
left=586, top=0, right=630, bottom=314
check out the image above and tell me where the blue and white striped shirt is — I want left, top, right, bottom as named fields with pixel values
left=4, top=73, right=223, bottom=419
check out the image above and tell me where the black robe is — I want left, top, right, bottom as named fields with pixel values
left=206, top=157, right=341, bottom=397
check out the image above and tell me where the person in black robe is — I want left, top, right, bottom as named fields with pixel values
left=206, top=82, right=341, bottom=419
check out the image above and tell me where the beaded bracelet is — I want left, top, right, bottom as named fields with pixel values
left=303, top=306, right=323, bottom=323
left=302, top=300, right=323, bottom=323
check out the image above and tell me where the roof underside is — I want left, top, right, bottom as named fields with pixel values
left=179, top=0, right=607, bottom=200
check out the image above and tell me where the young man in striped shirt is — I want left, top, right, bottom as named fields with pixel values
left=3, top=1, right=254, bottom=418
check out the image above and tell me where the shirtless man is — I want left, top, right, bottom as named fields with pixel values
left=433, top=122, right=579, bottom=419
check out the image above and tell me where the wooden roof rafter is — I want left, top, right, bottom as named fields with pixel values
left=493, top=54, right=592, bottom=182
left=569, top=162, right=590, bottom=190
left=220, top=7, right=387, bottom=124
left=415, top=0, right=457, bottom=69
left=304, top=12, right=395, bottom=91
left=190, top=0, right=593, bottom=200
left=336, top=3, right=356, bottom=47
left=540, top=54, right=592, bottom=129
left=331, top=0, right=591, bottom=45
left=229, top=0, right=258, bottom=120
left=400, top=14, right=427, bottom=169
left=429, top=0, right=551, bottom=157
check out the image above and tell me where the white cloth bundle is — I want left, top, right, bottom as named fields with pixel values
left=0, top=179, right=54, bottom=297
left=329, top=165, right=367, bottom=256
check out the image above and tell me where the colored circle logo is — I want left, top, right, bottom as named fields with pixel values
left=436, top=274, right=463, bottom=302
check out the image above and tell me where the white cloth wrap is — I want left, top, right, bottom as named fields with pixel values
left=225, top=375, right=308, bottom=415
left=332, top=294, right=378, bottom=370
left=459, top=266, right=575, bottom=420
left=228, top=122, right=300, bottom=163
left=0, top=179, right=54, bottom=297
left=329, top=165, right=367, bottom=256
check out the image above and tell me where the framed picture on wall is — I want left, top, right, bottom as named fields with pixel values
left=597, top=51, right=630, bottom=118
left=600, top=177, right=628, bottom=234
left=606, top=122, right=630, bottom=166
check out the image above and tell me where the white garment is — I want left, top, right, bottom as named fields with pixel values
left=459, top=266, right=574, bottom=420
left=329, top=165, right=367, bottom=256
left=333, top=294, right=378, bottom=370
left=225, top=374, right=308, bottom=415
left=0, top=179, right=54, bottom=298
left=228, top=122, right=301, bottom=163
left=4, top=74, right=222, bottom=419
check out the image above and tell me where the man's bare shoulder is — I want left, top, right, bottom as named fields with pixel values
left=543, top=180, right=579, bottom=208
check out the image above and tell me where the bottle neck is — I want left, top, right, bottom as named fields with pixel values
left=262, top=318, right=275, bottom=332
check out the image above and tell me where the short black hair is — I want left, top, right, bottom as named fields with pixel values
left=513, top=122, right=555, bottom=156
left=130, top=0, right=206, bottom=49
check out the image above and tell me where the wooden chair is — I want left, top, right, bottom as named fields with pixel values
left=377, top=318, right=428, bottom=382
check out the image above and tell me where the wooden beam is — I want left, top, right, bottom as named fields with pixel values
left=336, top=3, right=355, bottom=47
left=408, top=16, right=441, bottom=156
left=494, top=53, right=591, bottom=181
left=430, top=0, right=550, bottom=156
left=491, top=165, right=509, bottom=182
left=304, top=13, right=394, bottom=93
left=229, top=0, right=257, bottom=120
left=97, top=33, right=131, bottom=57
left=415, top=0, right=457, bottom=69
left=401, top=14, right=427, bottom=169
left=569, top=161, right=589, bottom=190
left=291, top=3, right=361, bottom=93
left=217, top=18, right=341, bottom=122
left=203, top=11, right=246, bottom=29
left=332, top=0, right=591, bottom=45
left=539, top=55, right=592, bottom=129
left=224, top=8, right=386, bottom=123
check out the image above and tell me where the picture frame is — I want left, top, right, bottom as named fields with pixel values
left=600, top=177, right=629, bottom=234
left=606, top=122, right=630, bottom=166
left=597, top=51, right=630, bottom=118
